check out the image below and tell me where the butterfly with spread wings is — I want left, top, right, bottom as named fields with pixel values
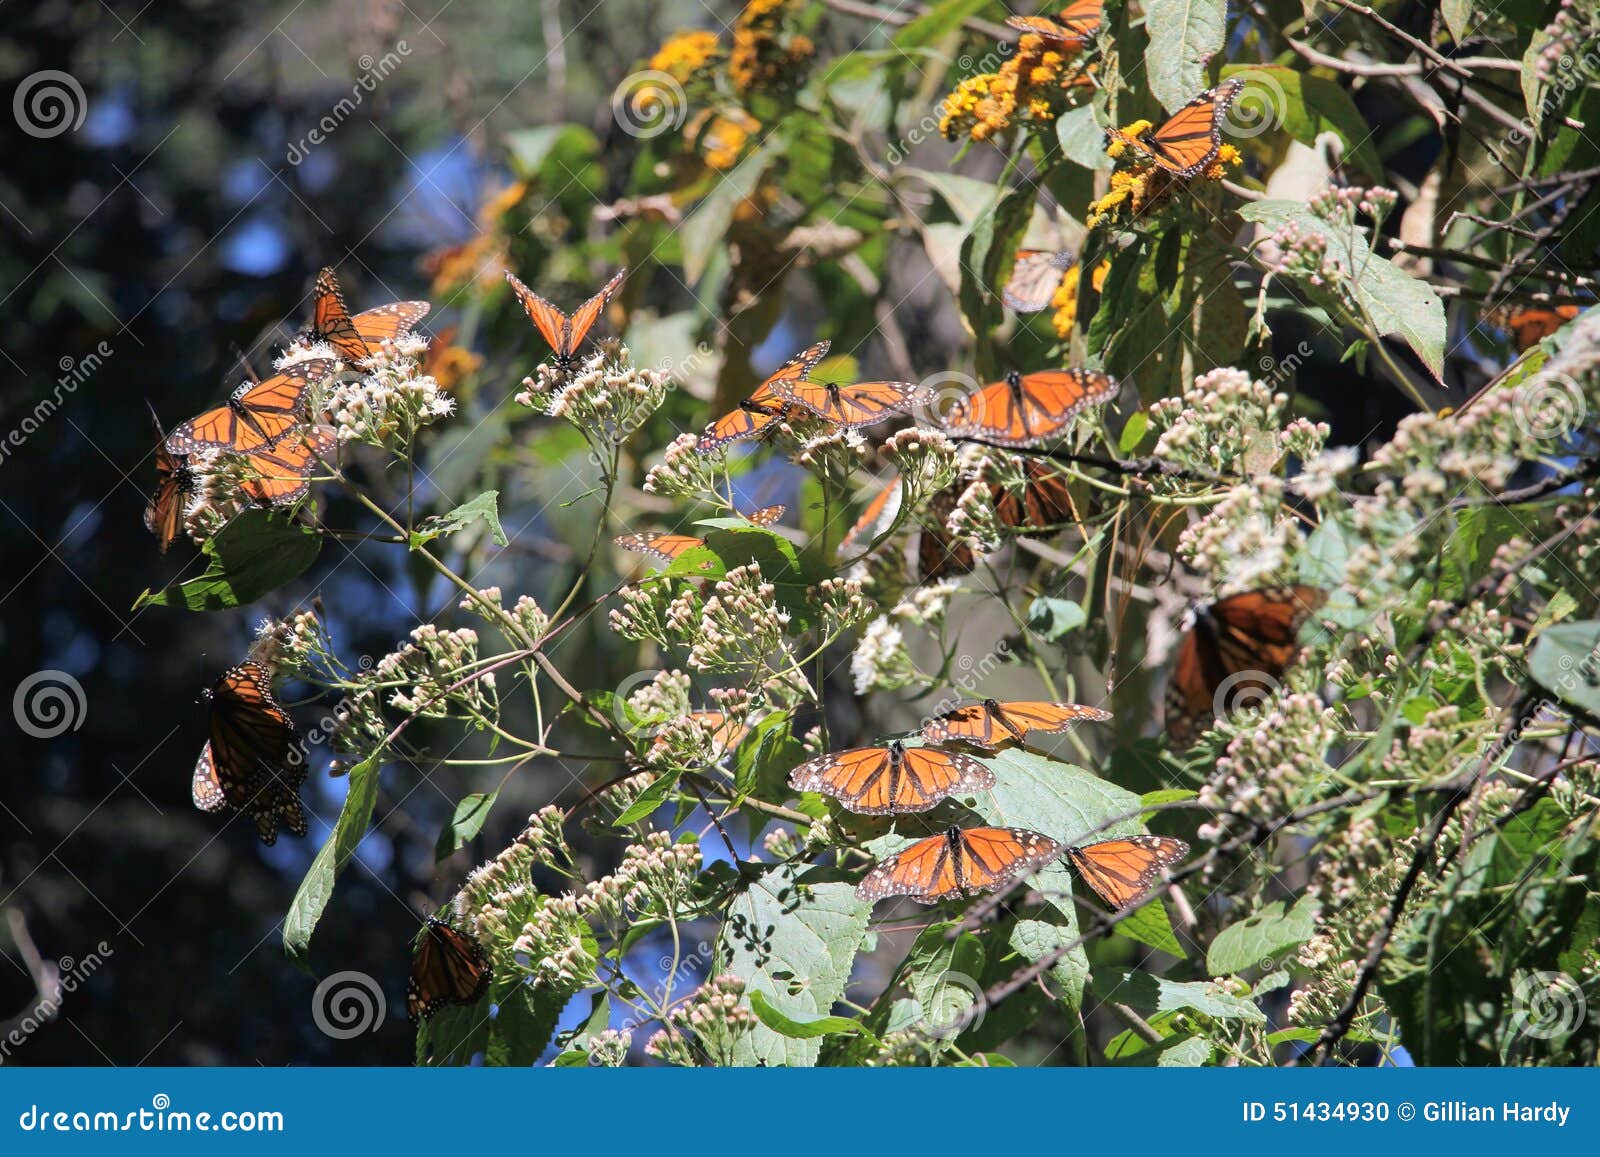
left=166, top=359, right=337, bottom=455
left=144, top=403, right=194, bottom=553
left=1006, top=0, right=1103, bottom=50
left=1501, top=304, right=1580, bottom=352
left=697, top=342, right=832, bottom=452
left=407, top=917, right=493, bottom=1020
left=305, top=267, right=431, bottom=363
left=1105, top=78, right=1245, bottom=178
left=1067, top=835, right=1188, bottom=909
left=769, top=373, right=934, bottom=430
left=198, top=660, right=309, bottom=845
left=856, top=826, right=1063, bottom=903
left=237, top=425, right=338, bottom=506
left=614, top=531, right=709, bottom=568
left=924, top=700, right=1111, bottom=750
left=1165, top=585, right=1328, bottom=743
left=1003, top=249, right=1077, bottom=314
left=789, top=741, right=995, bottom=815
left=944, top=369, right=1119, bottom=447
left=506, top=267, right=626, bottom=368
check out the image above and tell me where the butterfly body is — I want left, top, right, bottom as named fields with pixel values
left=198, top=660, right=308, bottom=846
left=1066, top=835, right=1188, bottom=909
left=305, top=267, right=430, bottom=363
left=924, top=699, right=1111, bottom=749
left=1104, top=79, right=1245, bottom=178
left=166, top=360, right=336, bottom=455
left=770, top=374, right=934, bottom=430
left=506, top=267, right=626, bottom=368
left=856, top=826, right=1062, bottom=903
left=407, top=917, right=493, bottom=1020
left=945, top=369, right=1118, bottom=447
left=698, top=342, right=830, bottom=451
left=144, top=403, right=195, bottom=553
left=788, top=740, right=995, bottom=814
left=1005, top=0, right=1103, bottom=50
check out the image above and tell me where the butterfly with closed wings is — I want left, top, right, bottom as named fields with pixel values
left=304, top=266, right=431, bottom=363
left=144, top=402, right=195, bottom=553
left=1067, top=835, right=1188, bottom=909
left=407, top=917, right=493, bottom=1020
left=196, top=660, right=309, bottom=845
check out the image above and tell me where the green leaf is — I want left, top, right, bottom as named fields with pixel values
left=1206, top=897, right=1319, bottom=975
left=747, top=990, right=874, bottom=1041
left=135, top=510, right=322, bottom=611
left=1118, top=409, right=1149, bottom=454
left=898, top=922, right=990, bottom=1037
left=1144, top=0, right=1227, bottom=112
left=1097, top=971, right=1266, bottom=1022
left=1219, top=65, right=1383, bottom=179
left=410, top=490, right=508, bottom=549
left=1027, top=596, right=1087, bottom=641
left=435, top=790, right=499, bottom=861
left=1240, top=199, right=1446, bottom=377
left=1528, top=620, right=1600, bottom=717
left=283, top=756, right=380, bottom=968
left=614, top=771, right=679, bottom=827
left=1055, top=103, right=1112, bottom=170
left=681, top=137, right=785, bottom=284
left=720, top=863, right=872, bottom=1066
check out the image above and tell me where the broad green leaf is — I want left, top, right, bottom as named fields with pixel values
left=681, top=137, right=785, bottom=284
left=1144, top=0, right=1227, bottom=112
left=410, top=490, right=508, bottom=549
left=900, top=923, right=990, bottom=1038
left=747, top=990, right=874, bottom=1041
left=1441, top=0, right=1473, bottom=42
left=720, top=863, right=872, bottom=1066
left=1027, top=596, right=1087, bottom=641
left=283, top=756, right=380, bottom=968
left=135, top=510, right=321, bottom=611
left=1219, top=65, right=1384, bottom=179
left=613, top=771, right=679, bottom=827
left=1097, top=971, right=1266, bottom=1022
left=667, top=526, right=826, bottom=628
left=1528, top=620, right=1600, bottom=717
left=1056, top=103, right=1112, bottom=170
left=1241, top=200, right=1446, bottom=377
left=1118, top=409, right=1149, bottom=454
left=1206, top=897, right=1319, bottom=975
left=435, top=790, right=499, bottom=860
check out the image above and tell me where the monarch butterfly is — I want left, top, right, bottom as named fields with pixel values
left=856, top=826, right=1062, bottom=903
left=744, top=504, right=786, bottom=527
left=305, top=267, right=431, bottom=363
left=1006, top=0, right=1103, bottom=49
left=201, top=661, right=309, bottom=845
left=506, top=267, right=627, bottom=367
left=697, top=342, right=832, bottom=451
left=166, top=359, right=337, bottom=455
left=1104, top=78, right=1245, bottom=178
left=614, top=531, right=706, bottom=565
left=1502, top=304, right=1580, bottom=352
left=237, top=425, right=338, bottom=506
left=839, top=474, right=902, bottom=554
left=652, top=710, right=750, bottom=754
left=923, top=700, right=1111, bottom=749
left=407, top=917, right=493, bottom=1020
left=991, top=458, right=1077, bottom=532
left=769, top=375, right=934, bottom=430
left=191, top=741, right=227, bottom=814
left=789, top=740, right=996, bottom=815
left=1165, top=585, right=1328, bottom=743
left=914, top=486, right=977, bottom=582
left=1066, top=835, right=1188, bottom=909
left=144, top=403, right=194, bottom=553
left=1003, top=249, right=1076, bottom=314
left=944, top=369, right=1119, bottom=447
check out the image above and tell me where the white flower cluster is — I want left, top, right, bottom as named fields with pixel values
left=307, top=336, right=454, bottom=448
left=517, top=342, right=670, bottom=452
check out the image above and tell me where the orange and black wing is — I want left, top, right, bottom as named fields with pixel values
left=506, top=267, right=625, bottom=362
left=562, top=267, right=627, bottom=354
left=855, top=831, right=956, bottom=902
left=856, top=826, right=1062, bottom=903
left=945, top=369, right=1119, bottom=446
left=771, top=378, right=934, bottom=429
left=309, top=267, right=367, bottom=361
left=407, top=918, right=493, bottom=1020
left=839, top=474, right=901, bottom=553
left=1006, top=0, right=1102, bottom=48
left=1164, top=585, right=1327, bottom=742
left=924, top=700, right=1111, bottom=749
left=696, top=341, right=831, bottom=451
left=914, top=486, right=976, bottom=582
left=205, top=660, right=305, bottom=845
left=1067, top=835, right=1188, bottom=909
left=788, top=743, right=994, bottom=814
left=167, top=359, right=334, bottom=454
left=1505, top=304, right=1579, bottom=352
left=991, top=459, right=1076, bottom=532
left=352, top=300, right=430, bottom=351
left=1003, top=249, right=1075, bottom=313
left=1109, top=79, right=1244, bottom=177
left=191, top=742, right=228, bottom=814
left=144, top=402, right=192, bottom=553
left=238, top=425, right=337, bottom=505
left=614, top=531, right=706, bottom=563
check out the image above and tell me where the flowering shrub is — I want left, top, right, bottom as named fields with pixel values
left=147, top=0, right=1600, bottom=1067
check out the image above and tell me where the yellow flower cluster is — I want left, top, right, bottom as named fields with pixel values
left=729, top=0, right=814, bottom=94
left=939, top=34, right=1092, bottom=142
left=1049, top=260, right=1110, bottom=339
left=690, top=107, right=761, bottom=171
left=648, top=29, right=723, bottom=84
left=1087, top=129, right=1241, bottom=228
left=422, top=180, right=527, bottom=293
